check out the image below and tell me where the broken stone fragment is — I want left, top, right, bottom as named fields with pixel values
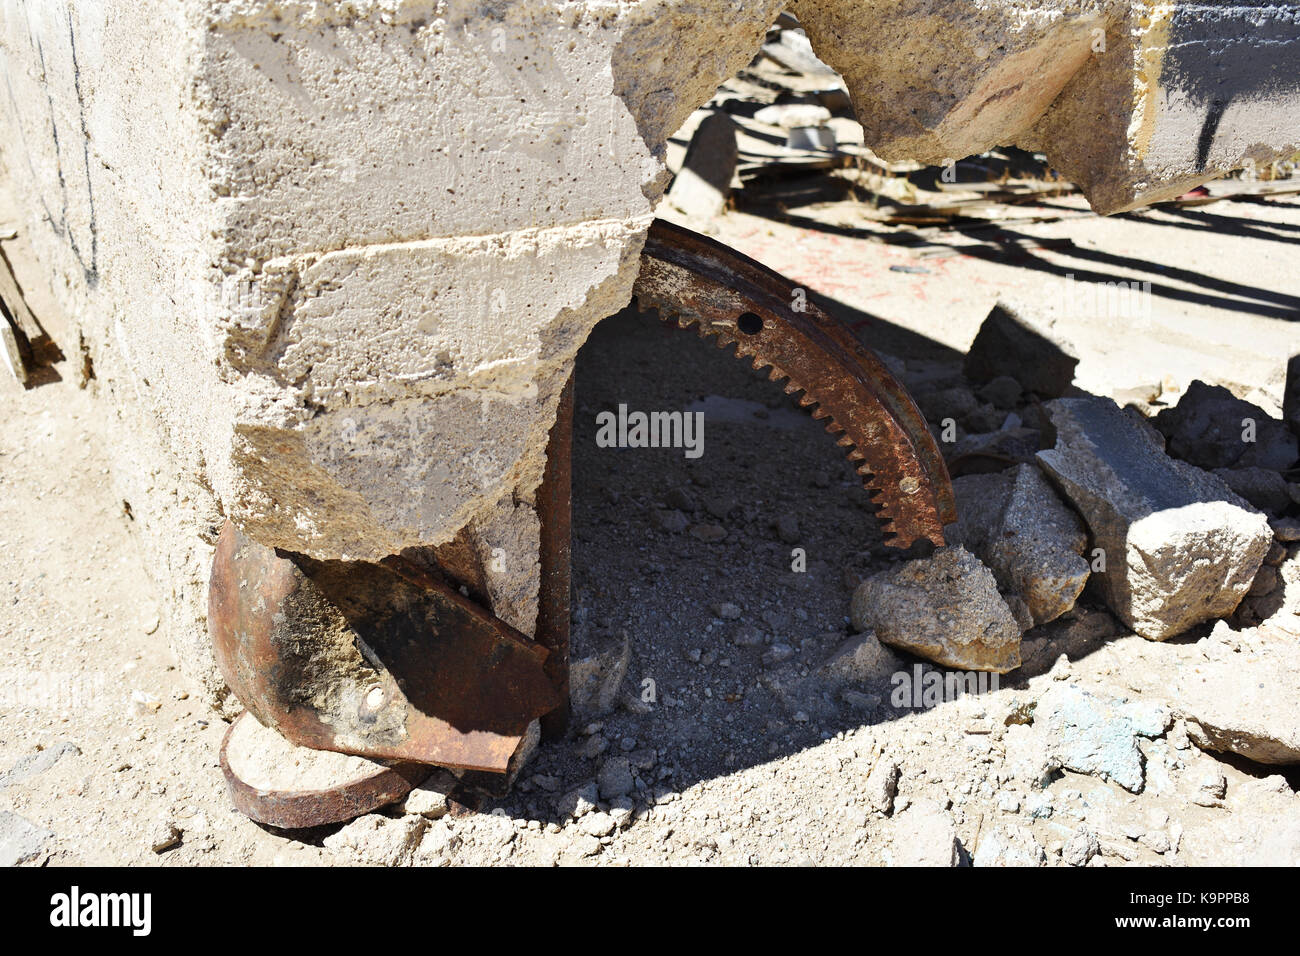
left=1035, top=683, right=1170, bottom=793
left=816, top=631, right=901, bottom=685
left=850, top=546, right=1024, bottom=673
left=963, top=300, right=1079, bottom=399
left=667, top=111, right=739, bottom=219
left=1178, top=642, right=1300, bottom=766
left=1037, top=396, right=1273, bottom=641
left=323, top=813, right=427, bottom=867
left=952, top=465, right=1090, bottom=625
left=974, top=824, right=1047, bottom=867
left=888, top=801, right=961, bottom=867
left=1212, top=466, right=1293, bottom=515
left=569, top=629, right=632, bottom=720
left=0, top=811, right=53, bottom=867
left=1154, top=380, right=1299, bottom=472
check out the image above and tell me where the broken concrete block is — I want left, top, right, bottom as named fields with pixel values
left=963, top=301, right=1079, bottom=399
left=1025, top=2, right=1300, bottom=213
left=569, top=629, right=632, bottom=720
left=1037, top=396, right=1273, bottom=641
left=1178, top=639, right=1300, bottom=766
left=667, top=111, right=739, bottom=218
left=1036, top=683, right=1170, bottom=793
left=953, top=465, right=1090, bottom=625
left=1155, top=380, right=1299, bottom=472
left=850, top=546, right=1024, bottom=674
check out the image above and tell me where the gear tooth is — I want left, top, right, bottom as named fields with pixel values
left=647, top=248, right=947, bottom=555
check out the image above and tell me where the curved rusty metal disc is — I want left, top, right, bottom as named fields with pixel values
left=209, top=522, right=560, bottom=774
left=220, top=711, right=428, bottom=829
left=636, top=218, right=955, bottom=549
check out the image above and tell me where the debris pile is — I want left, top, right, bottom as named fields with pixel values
left=851, top=296, right=1295, bottom=677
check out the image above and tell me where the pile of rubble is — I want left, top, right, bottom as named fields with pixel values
left=845, top=297, right=1298, bottom=772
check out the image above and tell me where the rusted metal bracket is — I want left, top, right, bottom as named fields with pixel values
left=210, top=524, right=561, bottom=774
left=210, top=220, right=953, bottom=825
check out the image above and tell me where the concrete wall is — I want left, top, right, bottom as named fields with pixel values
left=1, top=0, right=1297, bottom=701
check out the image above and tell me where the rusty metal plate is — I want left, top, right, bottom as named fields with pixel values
left=220, top=711, right=429, bottom=830
left=635, top=218, right=955, bottom=549
left=209, top=522, right=560, bottom=774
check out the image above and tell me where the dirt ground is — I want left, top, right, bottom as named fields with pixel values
left=2, top=179, right=1299, bottom=865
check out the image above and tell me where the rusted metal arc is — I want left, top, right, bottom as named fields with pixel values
left=209, top=521, right=559, bottom=774
left=635, top=218, right=955, bottom=550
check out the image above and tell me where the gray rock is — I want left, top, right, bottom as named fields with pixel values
left=664, top=487, right=697, bottom=512
left=597, top=757, right=635, bottom=800
left=865, top=756, right=900, bottom=815
left=889, top=801, right=961, bottom=866
left=569, top=629, right=631, bottom=719
left=731, top=624, right=765, bottom=647
left=962, top=403, right=1006, bottom=434
left=1191, top=763, right=1227, bottom=807
left=1178, top=643, right=1300, bottom=765
left=964, top=300, right=1079, bottom=398
left=400, top=772, right=454, bottom=819
left=0, top=811, right=53, bottom=866
left=653, top=509, right=690, bottom=533
left=556, top=782, right=599, bottom=819
left=917, top=385, right=980, bottom=426
left=1063, top=826, right=1100, bottom=866
left=850, top=546, right=1024, bottom=673
left=953, top=465, right=1090, bottom=625
left=1213, top=466, right=1292, bottom=514
left=974, top=824, right=1046, bottom=867
left=978, top=375, right=1023, bottom=410
left=1037, top=396, right=1273, bottom=641
left=1035, top=683, right=1170, bottom=793
left=323, top=814, right=426, bottom=866
left=1154, top=380, right=1298, bottom=471
left=667, top=112, right=737, bottom=218
left=775, top=514, right=800, bottom=544
left=1272, top=517, right=1300, bottom=543
left=817, top=631, right=900, bottom=684
left=0, top=741, right=79, bottom=790
left=947, top=427, right=1043, bottom=476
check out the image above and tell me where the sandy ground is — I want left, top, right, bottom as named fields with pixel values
left=2, top=184, right=1299, bottom=865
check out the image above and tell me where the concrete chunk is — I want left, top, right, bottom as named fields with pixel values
left=667, top=112, right=738, bottom=218
left=964, top=301, right=1079, bottom=399
left=1036, top=683, right=1170, bottom=793
left=953, top=465, right=1090, bottom=625
left=851, top=546, right=1024, bottom=674
left=1155, top=380, right=1299, bottom=473
left=1037, top=396, right=1272, bottom=641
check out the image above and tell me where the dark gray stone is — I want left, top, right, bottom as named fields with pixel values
left=964, top=300, right=1079, bottom=398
